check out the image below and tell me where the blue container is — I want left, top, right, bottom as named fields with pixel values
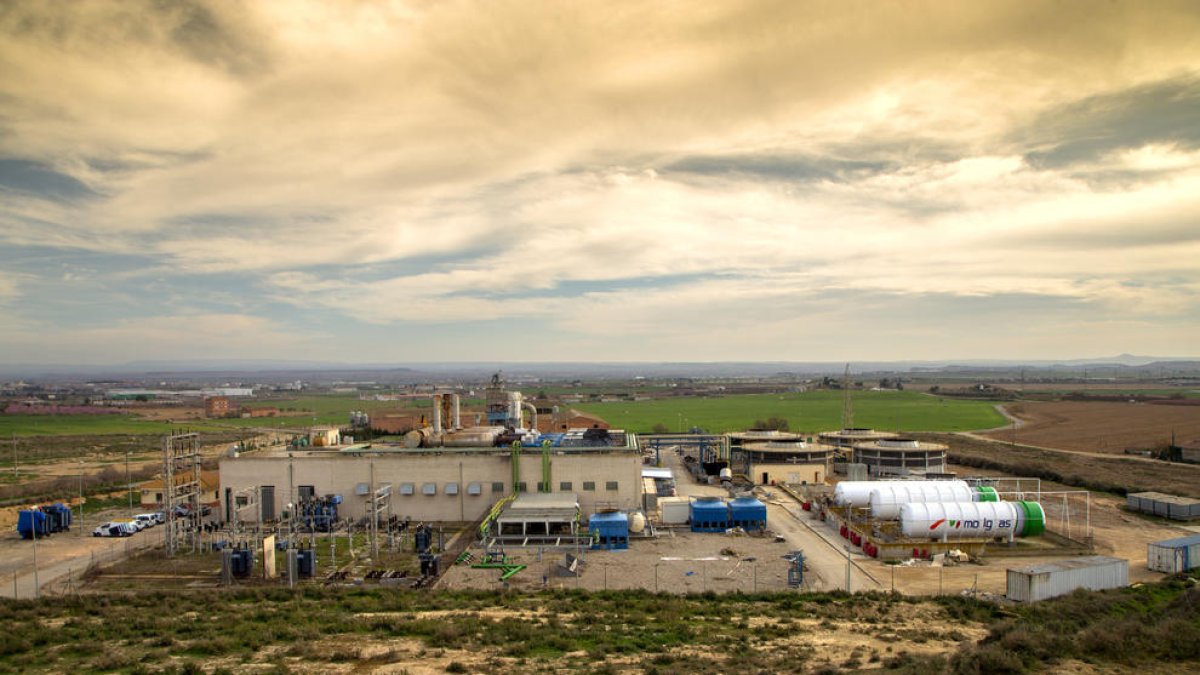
left=17, top=510, right=51, bottom=539
left=729, top=497, right=767, bottom=531
left=231, top=549, right=254, bottom=577
left=44, top=503, right=72, bottom=533
left=690, top=499, right=730, bottom=532
left=297, top=549, right=315, bottom=577
left=589, top=511, right=630, bottom=550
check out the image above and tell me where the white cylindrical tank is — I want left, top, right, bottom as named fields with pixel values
left=719, top=468, right=733, bottom=481
left=835, top=480, right=968, bottom=508
left=900, top=501, right=1045, bottom=539
left=432, top=395, right=443, bottom=434
left=629, top=512, right=646, bottom=533
left=451, top=394, right=461, bottom=429
left=869, top=482, right=994, bottom=519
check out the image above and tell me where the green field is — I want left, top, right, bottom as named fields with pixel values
left=0, top=415, right=196, bottom=437
left=575, top=390, right=1006, bottom=434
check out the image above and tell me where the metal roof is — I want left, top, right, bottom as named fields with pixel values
left=1149, top=533, right=1200, bottom=549
left=1010, top=555, right=1127, bottom=575
left=641, top=468, right=673, bottom=480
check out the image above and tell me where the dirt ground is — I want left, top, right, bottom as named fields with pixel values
left=980, top=400, right=1200, bottom=453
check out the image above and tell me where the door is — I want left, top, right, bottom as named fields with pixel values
left=260, top=485, right=275, bottom=521
left=762, top=472, right=769, bottom=485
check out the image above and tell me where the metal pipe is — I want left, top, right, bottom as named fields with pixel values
left=522, top=401, right=538, bottom=432
left=432, top=395, right=443, bottom=434
left=452, top=395, right=461, bottom=429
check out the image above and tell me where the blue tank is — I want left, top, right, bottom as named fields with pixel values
left=689, top=498, right=730, bottom=532
left=729, top=497, right=767, bottom=531
left=589, top=511, right=629, bottom=550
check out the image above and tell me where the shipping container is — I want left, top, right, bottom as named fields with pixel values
left=1147, top=534, right=1200, bottom=574
left=657, top=496, right=690, bottom=525
left=1006, top=556, right=1128, bottom=602
left=1126, top=492, right=1200, bottom=521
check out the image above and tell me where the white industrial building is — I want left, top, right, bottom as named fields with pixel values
left=218, top=389, right=640, bottom=525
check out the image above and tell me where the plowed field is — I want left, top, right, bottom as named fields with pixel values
left=981, top=400, right=1200, bottom=453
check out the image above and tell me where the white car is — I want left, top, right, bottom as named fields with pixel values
left=134, top=514, right=159, bottom=528
left=93, top=522, right=131, bottom=537
left=115, top=519, right=145, bottom=532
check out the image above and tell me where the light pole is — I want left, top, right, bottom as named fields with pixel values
left=126, top=452, right=133, bottom=518
left=78, top=462, right=84, bottom=536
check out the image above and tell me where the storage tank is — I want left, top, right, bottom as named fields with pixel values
left=589, top=511, right=630, bottom=550
left=629, top=512, right=647, bottom=534
left=899, top=501, right=1045, bottom=539
left=690, top=498, right=730, bottom=532
left=835, top=480, right=968, bottom=508
left=728, top=497, right=767, bottom=531
left=869, top=484, right=998, bottom=519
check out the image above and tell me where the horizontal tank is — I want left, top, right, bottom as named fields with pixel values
left=869, top=483, right=998, bottom=519
left=834, top=480, right=968, bottom=508
left=900, top=501, right=1045, bottom=539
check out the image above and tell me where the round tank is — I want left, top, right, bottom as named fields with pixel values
left=834, top=480, right=965, bottom=507
left=899, top=501, right=1045, bottom=539
left=868, top=481, right=976, bottom=519
left=629, top=512, right=646, bottom=533
left=719, top=467, right=733, bottom=481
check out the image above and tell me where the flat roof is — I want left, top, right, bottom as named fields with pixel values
left=642, top=468, right=673, bottom=480
left=1010, top=556, right=1127, bottom=575
left=1129, top=492, right=1200, bottom=506
left=498, top=492, right=580, bottom=523
left=1150, top=533, right=1200, bottom=549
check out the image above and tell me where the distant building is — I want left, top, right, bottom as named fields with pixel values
left=204, top=396, right=231, bottom=418
left=240, top=406, right=279, bottom=418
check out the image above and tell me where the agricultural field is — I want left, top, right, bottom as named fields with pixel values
left=980, top=400, right=1200, bottom=454
left=0, top=578, right=1197, bottom=673
left=575, top=391, right=1006, bottom=434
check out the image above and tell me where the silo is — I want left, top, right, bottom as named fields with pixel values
left=869, top=483, right=998, bottom=519
left=899, top=501, right=1045, bottom=539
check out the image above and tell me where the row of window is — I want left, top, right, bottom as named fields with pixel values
left=394, top=480, right=620, bottom=496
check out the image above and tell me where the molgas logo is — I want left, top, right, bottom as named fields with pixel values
left=929, top=518, right=1012, bottom=531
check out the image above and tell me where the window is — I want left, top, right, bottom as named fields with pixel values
left=537, top=482, right=548, bottom=492
left=491, top=482, right=505, bottom=493
left=400, top=483, right=415, bottom=496
left=516, top=481, right=527, bottom=492
left=606, top=481, right=619, bottom=491
left=467, top=482, right=482, bottom=496
left=235, top=495, right=249, bottom=507
left=421, top=483, right=437, bottom=496
left=583, top=481, right=595, bottom=491
left=298, top=485, right=315, bottom=501
left=445, top=482, right=459, bottom=495
left=560, top=481, right=572, bottom=491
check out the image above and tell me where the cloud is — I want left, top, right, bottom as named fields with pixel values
left=1, top=1, right=1199, bottom=362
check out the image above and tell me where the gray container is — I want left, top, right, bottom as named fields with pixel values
left=1006, top=556, right=1128, bottom=602
left=1147, top=534, right=1200, bottom=574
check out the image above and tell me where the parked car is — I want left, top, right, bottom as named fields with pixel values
left=115, top=518, right=145, bottom=532
left=134, top=513, right=159, bottom=528
left=93, top=522, right=131, bottom=537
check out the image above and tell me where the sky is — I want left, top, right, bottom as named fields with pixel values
left=1, top=1, right=1199, bottom=366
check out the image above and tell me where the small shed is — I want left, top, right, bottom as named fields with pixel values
left=728, top=497, right=767, bottom=531
left=1147, top=533, right=1200, bottom=574
left=1006, top=556, right=1128, bottom=602
left=589, top=511, right=630, bottom=550
left=690, top=498, right=730, bottom=532
left=1126, top=492, right=1200, bottom=521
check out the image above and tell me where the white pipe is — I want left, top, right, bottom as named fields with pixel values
left=522, top=401, right=538, bottom=432
left=432, top=395, right=442, bottom=434
left=451, top=394, right=461, bottom=429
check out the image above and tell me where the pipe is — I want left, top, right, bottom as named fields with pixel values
left=541, top=440, right=552, bottom=493
left=522, top=401, right=538, bottom=432
left=432, top=395, right=442, bottom=434
left=452, top=394, right=461, bottom=429
left=511, top=440, right=522, bottom=494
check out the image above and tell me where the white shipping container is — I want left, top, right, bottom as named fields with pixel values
left=658, top=497, right=690, bottom=525
left=1006, top=556, right=1128, bottom=602
left=1147, top=534, right=1200, bottom=574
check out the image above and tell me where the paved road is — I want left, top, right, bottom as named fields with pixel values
left=660, top=449, right=880, bottom=592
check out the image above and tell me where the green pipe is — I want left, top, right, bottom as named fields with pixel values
left=1018, top=501, right=1045, bottom=537
left=975, top=486, right=999, bottom=502
left=541, top=440, right=552, bottom=493
left=511, top=441, right=521, bottom=493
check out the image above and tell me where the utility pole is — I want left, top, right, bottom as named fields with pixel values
left=126, top=452, right=133, bottom=518
left=11, top=433, right=16, bottom=479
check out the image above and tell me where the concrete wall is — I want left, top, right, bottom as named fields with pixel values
left=219, top=450, right=641, bottom=523
left=750, top=461, right=826, bottom=486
